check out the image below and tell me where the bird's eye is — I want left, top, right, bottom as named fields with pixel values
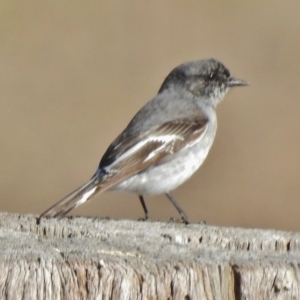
left=208, top=72, right=216, bottom=80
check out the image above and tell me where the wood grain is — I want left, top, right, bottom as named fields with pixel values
left=0, top=213, right=299, bottom=299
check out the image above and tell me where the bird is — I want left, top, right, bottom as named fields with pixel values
left=40, top=58, right=248, bottom=223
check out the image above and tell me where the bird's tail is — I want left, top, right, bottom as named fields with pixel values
left=40, top=173, right=108, bottom=218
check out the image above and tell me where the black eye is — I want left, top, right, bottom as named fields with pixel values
left=207, top=71, right=216, bottom=80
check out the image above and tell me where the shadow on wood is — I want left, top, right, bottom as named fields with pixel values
left=0, top=213, right=299, bottom=299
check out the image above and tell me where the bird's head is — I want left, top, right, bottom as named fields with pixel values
left=158, top=58, right=248, bottom=107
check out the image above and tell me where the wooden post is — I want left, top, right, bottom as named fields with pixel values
left=0, top=212, right=299, bottom=299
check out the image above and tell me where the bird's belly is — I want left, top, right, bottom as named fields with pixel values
left=112, top=131, right=215, bottom=195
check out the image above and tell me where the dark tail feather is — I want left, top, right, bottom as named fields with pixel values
left=40, top=174, right=102, bottom=218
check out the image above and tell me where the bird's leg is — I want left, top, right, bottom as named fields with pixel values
left=138, top=195, right=149, bottom=220
left=165, top=193, right=190, bottom=224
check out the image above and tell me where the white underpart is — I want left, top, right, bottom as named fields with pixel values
left=76, top=186, right=97, bottom=207
left=112, top=121, right=216, bottom=195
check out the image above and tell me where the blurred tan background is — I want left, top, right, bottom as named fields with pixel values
left=1, top=0, right=300, bottom=231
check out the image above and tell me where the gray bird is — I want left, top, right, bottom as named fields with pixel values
left=40, top=58, right=248, bottom=223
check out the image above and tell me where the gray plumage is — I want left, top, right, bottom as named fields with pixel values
left=40, top=58, right=248, bottom=222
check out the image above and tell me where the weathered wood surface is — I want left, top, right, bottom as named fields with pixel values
left=0, top=213, right=300, bottom=300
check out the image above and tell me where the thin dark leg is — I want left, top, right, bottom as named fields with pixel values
left=165, top=193, right=190, bottom=224
left=138, top=195, right=149, bottom=220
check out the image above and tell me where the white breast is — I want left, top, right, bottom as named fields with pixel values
left=112, top=119, right=217, bottom=195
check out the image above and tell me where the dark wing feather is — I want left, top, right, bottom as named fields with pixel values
left=100, top=117, right=209, bottom=177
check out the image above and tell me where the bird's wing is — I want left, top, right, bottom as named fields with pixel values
left=101, top=117, right=209, bottom=177
left=40, top=117, right=209, bottom=219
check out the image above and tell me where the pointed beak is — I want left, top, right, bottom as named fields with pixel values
left=227, top=77, right=249, bottom=87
